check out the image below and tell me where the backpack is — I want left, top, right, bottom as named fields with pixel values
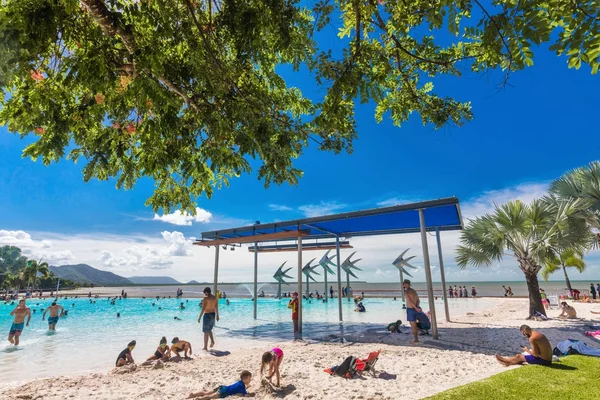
left=332, top=356, right=358, bottom=378
left=415, top=312, right=431, bottom=331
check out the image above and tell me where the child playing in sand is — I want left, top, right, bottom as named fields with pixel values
left=188, top=370, right=254, bottom=399
left=116, top=340, right=136, bottom=367
left=261, top=348, right=284, bottom=387
left=146, top=336, right=171, bottom=361
left=171, top=337, right=193, bottom=359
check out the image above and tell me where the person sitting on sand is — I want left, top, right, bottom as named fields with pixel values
left=261, top=347, right=284, bottom=387
left=495, top=325, right=552, bottom=366
left=116, top=340, right=136, bottom=367
left=188, top=370, right=254, bottom=399
left=147, top=336, right=170, bottom=362
left=171, top=337, right=193, bottom=359
left=559, top=302, right=577, bottom=319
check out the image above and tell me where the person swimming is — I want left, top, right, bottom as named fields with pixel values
left=174, top=316, right=182, bottom=320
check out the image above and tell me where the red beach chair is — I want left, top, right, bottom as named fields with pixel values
left=356, top=349, right=381, bottom=376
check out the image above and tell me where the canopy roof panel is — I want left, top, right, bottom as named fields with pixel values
left=195, top=197, right=462, bottom=246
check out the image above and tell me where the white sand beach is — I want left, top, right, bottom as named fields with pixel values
left=2, top=298, right=599, bottom=400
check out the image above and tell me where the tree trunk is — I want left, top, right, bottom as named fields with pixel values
left=561, top=264, right=573, bottom=294
left=524, top=271, right=546, bottom=317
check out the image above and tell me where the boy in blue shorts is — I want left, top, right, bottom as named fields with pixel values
left=188, top=370, right=254, bottom=399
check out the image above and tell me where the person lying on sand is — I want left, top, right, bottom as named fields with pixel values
left=261, top=348, right=284, bottom=387
left=188, top=370, right=254, bottom=399
left=116, top=340, right=136, bottom=367
left=146, top=336, right=170, bottom=362
left=171, top=337, right=193, bottom=359
left=495, top=325, right=552, bottom=366
left=559, top=302, right=577, bottom=319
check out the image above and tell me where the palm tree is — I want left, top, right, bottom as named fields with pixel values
left=22, top=260, right=51, bottom=289
left=541, top=249, right=585, bottom=293
left=550, top=161, right=600, bottom=241
left=456, top=199, right=591, bottom=318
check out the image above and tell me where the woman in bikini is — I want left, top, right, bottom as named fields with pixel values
left=261, top=347, right=284, bottom=387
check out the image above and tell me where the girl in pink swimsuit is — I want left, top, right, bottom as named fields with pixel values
left=260, top=347, right=284, bottom=387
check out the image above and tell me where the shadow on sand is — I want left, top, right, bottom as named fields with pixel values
left=221, top=318, right=600, bottom=358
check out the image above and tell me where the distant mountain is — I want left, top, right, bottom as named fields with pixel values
left=187, top=280, right=201, bottom=285
left=50, top=264, right=132, bottom=286
left=128, top=276, right=181, bottom=285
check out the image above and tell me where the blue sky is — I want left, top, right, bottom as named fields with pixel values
left=1, top=26, right=600, bottom=283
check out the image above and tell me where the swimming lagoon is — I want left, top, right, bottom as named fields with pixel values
left=0, top=296, right=495, bottom=385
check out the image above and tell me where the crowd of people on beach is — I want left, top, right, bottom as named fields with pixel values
left=447, top=285, right=477, bottom=298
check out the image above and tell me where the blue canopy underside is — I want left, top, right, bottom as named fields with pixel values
left=199, top=197, right=462, bottom=244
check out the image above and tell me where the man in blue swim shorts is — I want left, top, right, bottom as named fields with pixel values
left=403, top=279, right=422, bottom=344
left=42, top=301, right=65, bottom=331
left=8, top=299, right=31, bottom=346
left=188, top=370, right=253, bottom=399
left=198, top=287, right=219, bottom=351
left=495, top=325, right=553, bottom=366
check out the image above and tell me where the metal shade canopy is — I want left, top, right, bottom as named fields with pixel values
left=195, top=197, right=463, bottom=340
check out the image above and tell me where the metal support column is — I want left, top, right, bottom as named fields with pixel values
left=324, top=267, right=328, bottom=303
left=399, top=269, right=405, bottom=305
left=419, top=209, right=439, bottom=339
left=297, top=236, right=303, bottom=337
left=253, top=241, right=258, bottom=320
left=436, top=227, right=451, bottom=323
left=346, top=272, right=351, bottom=302
left=213, top=245, right=220, bottom=296
left=335, top=236, right=343, bottom=322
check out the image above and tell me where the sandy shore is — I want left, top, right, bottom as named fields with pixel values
left=2, top=298, right=599, bottom=400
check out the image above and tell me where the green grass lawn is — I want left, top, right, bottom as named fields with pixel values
left=427, top=356, right=600, bottom=400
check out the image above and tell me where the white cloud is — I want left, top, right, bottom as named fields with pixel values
left=299, top=201, right=346, bottom=217
left=99, top=231, right=194, bottom=270
left=268, top=204, right=293, bottom=212
left=0, top=230, right=75, bottom=264
left=461, top=182, right=549, bottom=219
left=153, top=207, right=213, bottom=226
left=376, top=197, right=421, bottom=207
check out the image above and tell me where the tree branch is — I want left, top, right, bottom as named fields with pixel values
left=472, top=0, right=513, bottom=86
left=370, top=12, right=450, bottom=67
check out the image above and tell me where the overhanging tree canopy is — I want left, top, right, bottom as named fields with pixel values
left=1, top=0, right=599, bottom=212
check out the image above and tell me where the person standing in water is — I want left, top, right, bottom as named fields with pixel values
left=8, top=299, right=31, bottom=345
left=198, top=287, right=219, bottom=351
left=42, top=301, right=64, bottom=331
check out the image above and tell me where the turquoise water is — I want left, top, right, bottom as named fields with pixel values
left=0, top=296, right=494, bottom=385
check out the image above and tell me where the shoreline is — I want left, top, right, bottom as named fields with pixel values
left=2, top=298, right=599, bottom=399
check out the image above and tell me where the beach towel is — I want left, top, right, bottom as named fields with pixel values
left=554, top=339, right=600, bottom=357
left=585, top=330, right=600, bottom=340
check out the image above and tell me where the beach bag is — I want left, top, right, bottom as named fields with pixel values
left=415, top=312, right=431, bottom=331
left=328, top=356, right=358, bottom=378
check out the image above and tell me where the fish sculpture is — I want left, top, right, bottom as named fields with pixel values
left=392, top=249, right=417, bottom=277
left=341, top=251, right=362, bottom=279
left=302, top=258, right=319, bottom=295
left=318, top=250, right=337, bottom=300
left=273, top=261, right=292, bottom=298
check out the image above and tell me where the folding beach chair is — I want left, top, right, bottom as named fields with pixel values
left=548, top=295, right=559, bottom=310
left=356, top=350, right=381, bottom=377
